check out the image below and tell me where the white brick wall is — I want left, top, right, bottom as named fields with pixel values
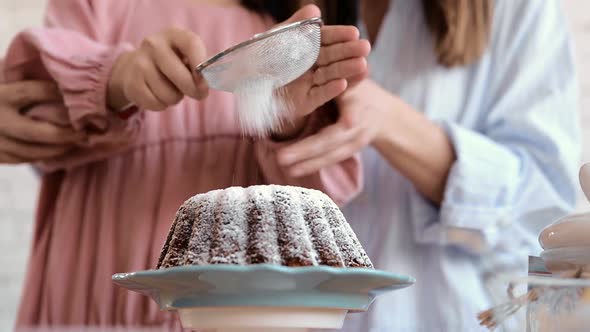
left=0, top=0, right=588, bottom=330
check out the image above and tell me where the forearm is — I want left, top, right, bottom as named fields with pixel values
left=373, top=97, right=456, bottom=205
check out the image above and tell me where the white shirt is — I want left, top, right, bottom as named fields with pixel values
left=332, top=0, right=580, bottom=331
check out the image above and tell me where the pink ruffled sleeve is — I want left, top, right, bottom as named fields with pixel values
left=255, top=111, right=363, bottom=206
left=2, top=0, right=141, bottom=172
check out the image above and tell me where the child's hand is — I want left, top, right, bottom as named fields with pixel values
left=107, top=28, right=209, bottom=111
left=271, top=5, right=370, bottom=139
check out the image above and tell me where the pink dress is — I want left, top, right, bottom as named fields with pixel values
left=3, top=1, right=361, bottom=328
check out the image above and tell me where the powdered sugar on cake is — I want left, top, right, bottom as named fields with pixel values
left=156, top=185, right=373, bottom=269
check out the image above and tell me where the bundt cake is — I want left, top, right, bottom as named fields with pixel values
left=157, top=185, right=373, bottom=269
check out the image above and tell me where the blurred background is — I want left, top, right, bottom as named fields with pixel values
left=0, top=0, right=589, bottom=330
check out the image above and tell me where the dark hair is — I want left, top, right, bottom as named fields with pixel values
left=241, top=0, right=493, bottom=67
left=241, top=0, right=358, bottom=26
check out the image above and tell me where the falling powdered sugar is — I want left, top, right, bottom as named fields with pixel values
left=233, top=81, right=295, bottom=136
left=231, top=29, right=314, bottom=136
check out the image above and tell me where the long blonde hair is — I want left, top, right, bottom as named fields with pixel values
left=422, top=0, right=494, bottom=67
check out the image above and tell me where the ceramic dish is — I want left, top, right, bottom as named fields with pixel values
left=539, top=213, right=590, bottom=250
left=538, top=164, right=590, bottom=251
left=113, top=264, right=414, bottom=331
left=112, top=264, right=414, bottom=311
left=540, top=246, right=590, bottom=272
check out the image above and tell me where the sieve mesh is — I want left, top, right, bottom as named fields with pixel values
left=196, top=18, right=322, bottom=135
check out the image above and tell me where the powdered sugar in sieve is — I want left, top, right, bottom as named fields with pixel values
left=196, top=17, right=322, bottom=136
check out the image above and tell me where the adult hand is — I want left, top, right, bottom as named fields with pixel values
left=107, top=27, right=209, bottom=111
left=271, top=5, right=371, bottom=139
left=277, top=78, right=456, bottom=204
left=0, top=81, right=85, bottom=164
left=276, top=79, right=398, bottom=176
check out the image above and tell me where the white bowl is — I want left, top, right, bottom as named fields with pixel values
left=539, top=213, right=590, bottom=250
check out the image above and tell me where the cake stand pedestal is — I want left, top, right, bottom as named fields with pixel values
left=178, top=307, right=347, bottom=331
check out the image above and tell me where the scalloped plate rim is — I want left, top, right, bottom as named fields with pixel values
left=112, top=264, right=416, bottom=283
left=111, top=264, right=415, bottom=311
